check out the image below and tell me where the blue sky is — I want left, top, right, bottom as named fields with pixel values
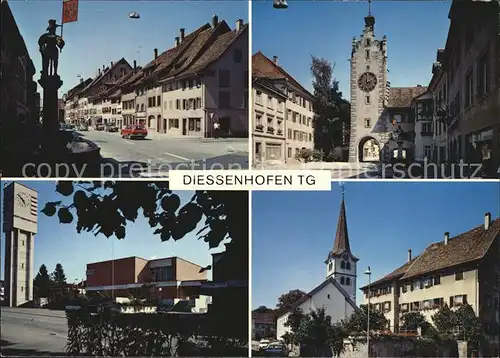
left=253, top=0, right=452, bottom=99
left=9, top=0, right=248, bottom=95
left=0, top=181, right=230, bottom=283
left=252, top=182, right=500, bottom=308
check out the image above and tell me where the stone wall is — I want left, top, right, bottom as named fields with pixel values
left=340, top=336, right=459, bottom=358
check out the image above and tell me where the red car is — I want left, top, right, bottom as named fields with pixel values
left=121, top=125, right=148, bottom=139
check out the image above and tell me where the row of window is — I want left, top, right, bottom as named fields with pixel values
left=288, top=90, right=313, bottom=111
left=288, top=110, right=312, bottom=127
left=288, top=129, right=312, bottom=142
left=255, top=91, right=285, bottom=112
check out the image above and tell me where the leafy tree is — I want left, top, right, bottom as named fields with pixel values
left=310, top=56, right=350, bottom=158
left=42, top=182, right=248, bottom=279
left=284, top=307, right=306, bottom=333
left=343, top=304, right=388, bottom=334
left=400, top=311, right=426, bottom=331
left=285, top=308, right=348, bottom=357
left=253, top=305, right=273, bottom=314
left=400, top=311, right=435, bottom=336
left=276, top=289, right=306, bottom=314
left=454, top=304, right=482, bottom=344
left=432, top=304, right=457, bottom=334
left=33, top=264, right=53, bottom=297
left=52, top=263, right=67, bottom=285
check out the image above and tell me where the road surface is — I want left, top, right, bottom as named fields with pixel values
left=80, top=130, right=249, bottom=177
left=1, top=307, right=68, bottom=356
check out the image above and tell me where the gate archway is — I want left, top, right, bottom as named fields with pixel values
left=359, top=136, right=381, bottom=162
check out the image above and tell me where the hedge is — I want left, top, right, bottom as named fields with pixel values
left=65, top=308, right=247, bottom=356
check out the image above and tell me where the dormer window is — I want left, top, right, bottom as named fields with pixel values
left=346, top=262, right=351, bottom=270
left=340, top=261, right=346, bottom=269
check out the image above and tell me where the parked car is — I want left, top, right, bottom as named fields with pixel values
left=95, top=124, right=105, bottom=131
left=60, top=123, right=75, bottom=131
left=105, top=123, right=119, bottom=132
left=121, top=125, right=148, bottom=139
left=259, top=339, right=271, bottom=350
left=262, top=342, right=288, bottom=357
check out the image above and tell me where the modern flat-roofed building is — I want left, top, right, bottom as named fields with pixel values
left=86, top=255, right=207, bottom=303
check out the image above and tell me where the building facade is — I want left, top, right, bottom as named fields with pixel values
left=63, top=16, right=249, bottom=138
left=360, top=213, right=500, bottom=356
left=86, top=256, right=207, bottom=303
left=1, top=0, right=39, bottom=138
left=276, top=190, right=358, bottom=340
left=429, top=0, right=500, bottom=174
left=411, top=91, right=434, bottom=162
left=2, top=182, right=38, bottom=307
left=252, top=52, right=315, bottom=165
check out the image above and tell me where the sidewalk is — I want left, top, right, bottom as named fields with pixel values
left=145, top=132, right=249, bottom=153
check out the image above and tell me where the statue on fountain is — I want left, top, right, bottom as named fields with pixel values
left=38, top=19, right=65, bottom=77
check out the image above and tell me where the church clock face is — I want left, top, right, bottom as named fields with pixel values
left=358, top=72, right=378, bottom=92
left=15, top=192, right=30, bottom=208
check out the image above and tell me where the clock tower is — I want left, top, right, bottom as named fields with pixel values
left=325, top=185, right=358, bottom=302
left=348, top=1, right=390, bottom=163
left=2, top=182, right=38, bottom=307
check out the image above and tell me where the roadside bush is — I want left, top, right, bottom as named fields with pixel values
left=65, top=309, right=247, bottom=357
left=295, top=148, right=314, bottom=163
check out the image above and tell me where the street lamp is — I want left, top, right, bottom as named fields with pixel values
left=273, top=0, right=288, bottom=9
left=365, top=266, right=372, bottom=357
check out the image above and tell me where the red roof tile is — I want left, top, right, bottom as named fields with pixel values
left=387, top=86, right=428, bottom=108
left=252, top=51, right=313, bottom=99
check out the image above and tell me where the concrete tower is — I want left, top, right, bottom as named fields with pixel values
left=2, top=182, right=38, bottom=307
left=348, top=0, right=391, bottom=163
left=325, top=185, right=359, bottom=302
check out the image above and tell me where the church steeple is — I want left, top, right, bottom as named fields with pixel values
left=325, top=184, right=358, bottom=302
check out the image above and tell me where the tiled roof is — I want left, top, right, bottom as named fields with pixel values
left=359, top=257, right=418, bottom=289
left=104, top=71, right=136, bottom=98
left=278, top=276, right=357, bottom=318
left=401, top=218, right=500, bottom=280
left=173, top=23, right=248, bottom=78
left=360, top=217, right=500, bottom=289
left=387, top=86, right=428, bottom=108
left=66, top=78, right=93, bottom=99
left=82, top=58, right=130, bottom=94
left=252, top=51, right=313, bottom=99
left=252, top=312, right=275, bottom=325
left=153, top=23, right=212, bottom=78
left=253, top=77, right=287, bottom=98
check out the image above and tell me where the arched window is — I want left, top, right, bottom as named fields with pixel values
left=328, top=262, right=332, bottom=271
left=340, top=261, right=346, bottom=269
left=340, top=277, right=345, bottom=285
left=346, top=262, right=351, bottom=270
left=346, top=277, right=351, bottom=285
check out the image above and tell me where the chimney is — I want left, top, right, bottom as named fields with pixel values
left=236, top=19, right=243, bottom=31
left=417, top=84, right=422, bottom=87
left=212, top=14, right=218, bottom=28
left=80, top=77, right=83, bottom=84
left=98, top=68, right=101, bottom=75
left=175, top=37, right=180, bottom=47
left=273, top=56, right=278, bottom=64
left=154, top=48, right=158, bottom=59
left=444, top=232, right=449, bottom=245
left=180, top=28, right=185, bottom=41
left=133, top=60, right=137, bottom=70
left=102, top=65, right=105, bottom=72
left=111, top=61, right=114, bottom=67
left=484, top=212, right=491, bottom=230
left=408, top=249, right=412, bottom=262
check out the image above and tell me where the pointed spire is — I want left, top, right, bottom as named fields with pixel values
left=332, top=197, right=351, bottom=255
left=368, top=0, right=372, bottom=16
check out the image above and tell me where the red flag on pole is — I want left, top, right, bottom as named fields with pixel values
left=62, top=0, right=78, bottom=24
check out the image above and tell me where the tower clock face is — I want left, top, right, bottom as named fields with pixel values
left=15, top=192, right=30, bottom=208
left=358, top=72, right=378, bottom=92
